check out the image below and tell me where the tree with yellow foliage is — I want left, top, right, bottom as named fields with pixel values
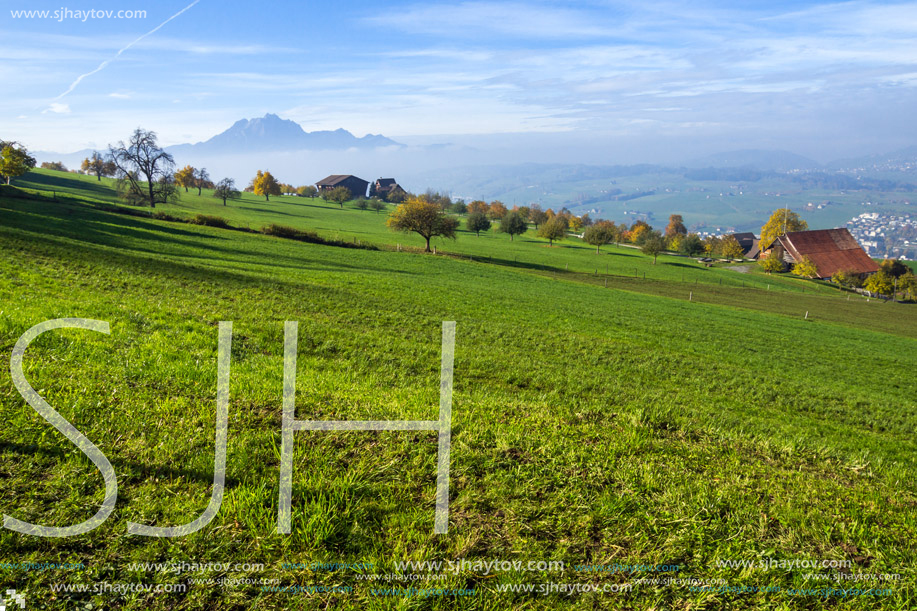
left=468, top=200, right=489, bottom=215
left=760, top=208, right=807, bottom=251
left=760, top=248, right=785, bottom=273
left=387, top=196, right=460, bottom=252
left=174, top=165, right=195, bottom=192
left=252, top=170, right=281, bottom=201
left=792, top=255, right=818, bottom=278
left=720, top=235, right=745, bottom=259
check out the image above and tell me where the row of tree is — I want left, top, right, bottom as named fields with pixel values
left=833, top=259, right=917, bottom=300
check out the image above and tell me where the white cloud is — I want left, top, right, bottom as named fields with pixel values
left=108, top=92, right=131, bottom=99
left=43, top=103, right=71, bottom=114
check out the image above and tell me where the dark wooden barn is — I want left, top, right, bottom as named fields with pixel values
left=315, top=175, right=369, bottom=198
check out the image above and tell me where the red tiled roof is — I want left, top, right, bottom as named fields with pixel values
left=777, top=229, right=878, bottom=278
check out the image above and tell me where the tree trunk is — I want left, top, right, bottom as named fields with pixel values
left=265, top=194, right=269, bottom=201
left=425, top=236, right=431, bottom=252
left=97, top=174, right=101, bottom=182
left=198, top=186, right=202, bottom=196
left=596, top=245, right=600, bottom=254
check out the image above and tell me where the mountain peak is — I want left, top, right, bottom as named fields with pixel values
left=170, top=115, right=402, bottom=154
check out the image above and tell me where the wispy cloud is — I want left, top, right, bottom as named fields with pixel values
left=54, top=0, right=201, bottom=100
left=366, top=1, right=617, bottom=39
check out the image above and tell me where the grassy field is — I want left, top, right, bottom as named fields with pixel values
left=1, top=170, right=916, bottom=610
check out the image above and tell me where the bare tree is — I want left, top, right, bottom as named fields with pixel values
left=213, top=178, right=241, bottom=206
left=107, top=128, right=177, bottom=208
left=195, top=167, right=210, bottom=196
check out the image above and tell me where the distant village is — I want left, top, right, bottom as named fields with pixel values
left=846, top=212, right=916, bottom=260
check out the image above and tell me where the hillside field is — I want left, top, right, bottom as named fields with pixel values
left=1, top=170, right=915, bottom=610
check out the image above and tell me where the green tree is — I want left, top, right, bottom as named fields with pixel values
left=583, top=221, right=615, bottom=254
left=760, top=208, right=807, bottom=250
left=40, top=161, right=67, bottom=172
left=641, top=231, right=665, bottom=264
left=369, top=199, right=386, bottom=214
left=760, top=248, right=785, bottom=274
left=529, top=204, right=548, bottom=229
left=879, top=259, right=910, bottom=278
left=703, top=235, right=722, bottom=257
left=499, top=211, right=528, bottom=241
left=792, top=255, right=819, bottom=278
left=0, top=141, right=37, bottom=185
left=665, top=214, right=687, bottom=237
left=323, top=186, right=351, bottom=208
left=387, top=197, right=460, bottom=252
left=610, top=222, right=626, bottom=246
left=466, top=212, right=491, bottom=237
left=212, top=178, right=240, bottom=206
left=107, top=128, right=176, bottom=208
left=538, top=216, right=567, bottom=246
left=253, top=170, right=281, bottom=201
left=355, top=198, right=369, bottom=210
left=386, top=187, right=407, bottom=203
left=899, top=272, right=917, bottom=301
left=831, top=269, right=864, bottom=288
left=720, top=235, right=745, bottom=259
left=679, top=233, right=705, bottom=256
left=297, top=185, right=318, bottom=198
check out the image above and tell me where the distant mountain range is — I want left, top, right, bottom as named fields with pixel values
left=685, top=149, right=821, bottom=172
left=827, top=145, right=917, bottom=171
left=34, top=114, right=403, bottom=167
left=166, top=113, right=403, bottom=155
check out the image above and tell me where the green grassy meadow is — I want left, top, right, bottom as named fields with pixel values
left=1, top=169, right=916, bottom=610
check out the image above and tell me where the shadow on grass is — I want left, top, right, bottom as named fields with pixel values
left=1, top=198, right=415, bottom=283
left=0, top=441, right=240, bottom=488
left=12, top=172, right=116, bottom=200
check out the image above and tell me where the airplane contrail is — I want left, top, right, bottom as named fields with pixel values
left=54, top=0, right=201, bottom=100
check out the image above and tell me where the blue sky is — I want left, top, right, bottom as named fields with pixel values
left=4, top=0, right=917, bottom=161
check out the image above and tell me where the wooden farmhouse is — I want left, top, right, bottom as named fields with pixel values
left=369, top=178, right=405, bottom=199
left=316, top=175, right=369, bottom=198
left=731, top=232, right=761, bottom=259
left=764, top=228, right=878, bottom=279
